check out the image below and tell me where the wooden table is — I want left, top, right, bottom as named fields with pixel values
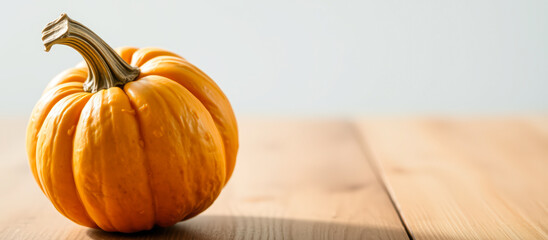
left=1, top=117, right=546, bottom=239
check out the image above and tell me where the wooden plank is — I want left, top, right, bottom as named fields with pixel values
left=355, top=117, right=548, bottom=239
left=0, top=117, right=408, bottom=239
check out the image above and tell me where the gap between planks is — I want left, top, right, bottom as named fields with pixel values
left=347, top=121, right=415, bottom=240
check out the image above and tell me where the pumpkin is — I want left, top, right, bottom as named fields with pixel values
left=26, top=13, right=238, bottom=233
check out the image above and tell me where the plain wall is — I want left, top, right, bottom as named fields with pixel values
left=1, top=0, right=547, bottom=116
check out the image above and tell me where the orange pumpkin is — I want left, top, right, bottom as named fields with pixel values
left=26, top=14, right=238, bottom=233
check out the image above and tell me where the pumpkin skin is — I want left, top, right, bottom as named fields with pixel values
left=26, top=46, right=238, bottom=232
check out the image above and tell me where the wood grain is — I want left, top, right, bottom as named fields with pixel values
left=0, top=117, right=408, bottom=239
left=355, top=117, right=548, bottom=239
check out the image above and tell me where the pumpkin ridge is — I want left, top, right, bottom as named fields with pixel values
left=98, top=91, right=119, bottom=231
left=27, top=83, right=84, bottom=193
left=121, top=87, right=158, bottom=228
left=124, top=79, right=178, bottom=226
left=57, top=93, right=96, bottom=227
left=41, top=92, right=78, bottom=199
left=104, top=90, right=144, bottom=232
left=99, top=89, right=144, bottom=232
left=37, top=99, right=64, bottom=199
left=136, top=78, right=193, bottom=223
left=37, top=92, right=96, bottom=227
left=156, top=77, right=227, bottom=220
left=75, top=90, right=117, bottom=231
left=68, top=107, right=100, bottom=229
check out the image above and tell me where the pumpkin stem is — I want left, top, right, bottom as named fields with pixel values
left=42, top=13, right=139, bottom=93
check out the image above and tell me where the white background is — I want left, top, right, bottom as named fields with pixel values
left=0, top=0, right=546, bottom=116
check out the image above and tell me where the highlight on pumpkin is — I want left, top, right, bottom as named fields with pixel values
left=26, top=13, right=238, bottom=233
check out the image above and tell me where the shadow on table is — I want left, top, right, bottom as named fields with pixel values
left=86, top=215, right=460, bottom=240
